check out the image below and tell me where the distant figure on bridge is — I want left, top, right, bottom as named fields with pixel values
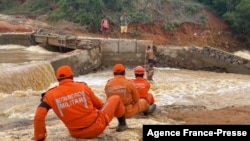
left=101, top=15, right=109, bottom=38
left=33, top=65, right=127, bottom=140
left=120, top=11, right=130, bottom=38
left=132, top=65, right=156, bottom=106
left=104, top=63, right=156, bottom=122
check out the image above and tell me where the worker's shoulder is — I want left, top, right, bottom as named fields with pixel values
left=46, top=85, right=58, bottom=92
left=126, top=78, right=136, bottom=85
left=106, top=77, right=115, bottom=83
left=75, top=81, right=88, bottom=86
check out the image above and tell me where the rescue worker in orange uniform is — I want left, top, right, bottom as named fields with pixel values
left=104, top=63, right=156, bottom=121
left=132, top=66, right=156, bottom=106
left=33, top=65, right=127, bottom=141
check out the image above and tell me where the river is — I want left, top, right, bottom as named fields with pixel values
left=1, top=45, right=250, bottom=140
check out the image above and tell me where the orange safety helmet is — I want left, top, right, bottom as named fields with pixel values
left=134, top=66, right=145, bottom=74
left=56, top=65, right=73, bottom=80
left=113, top=63, right=125, bottom=73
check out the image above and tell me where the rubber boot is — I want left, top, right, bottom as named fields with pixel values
left=116, top=115, right=128, bottom=132
left=144, top=104, right=157, bottom=115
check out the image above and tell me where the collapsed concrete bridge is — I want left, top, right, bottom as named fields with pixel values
left=1, top=31, right=250, bottom=75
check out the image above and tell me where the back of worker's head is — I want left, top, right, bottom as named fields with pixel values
left=56, top=65, right=74, bottom=81
left=134, top=65, right=144, bottom=77
left=113, top=63, right=125, bottom=75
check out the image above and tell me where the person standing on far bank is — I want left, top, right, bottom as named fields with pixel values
left=101, top=15, right=109, bottom=38
left=120, top=11, right=129, bottom=38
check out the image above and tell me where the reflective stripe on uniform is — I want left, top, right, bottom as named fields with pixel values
left=80, top=91, right=88, bottom=108
left=100, top=101, right=109, bottom=112
left=55, top=99, right=64, bottom=117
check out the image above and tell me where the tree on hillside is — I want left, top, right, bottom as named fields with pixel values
left=196, top=0, right=250, bottom=46
left=222, top=0, right=250, bottom=46
left=55, top=0, right=105, bottom=29
left=103, top=0, right=122, bottom=11
left=223, top=0, right=250, bottom=34
left=0, top=0, right=20, bottom=11
left=195, top=0, right=240, bottom=15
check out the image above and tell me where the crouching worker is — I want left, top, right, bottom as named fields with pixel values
left=104, top=64, right=156, bottom=122
left=32, top=65, right=127, bottom=141
left=132, top=66, right=156, bottom=107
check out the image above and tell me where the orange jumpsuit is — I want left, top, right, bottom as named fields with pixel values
left=132, top=77, right=155, bottom=105
left=33, top=79, right=125, bottom=140
left=104, top=75, right=148, bottom=118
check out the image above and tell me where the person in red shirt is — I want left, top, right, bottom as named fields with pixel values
left=132, top=66, right=156, bottom=106
left=104, top=64, right=156, bottom=121
left=33, top=65, right=127, bottom=141
left=101, top=15, right=109, bottom=38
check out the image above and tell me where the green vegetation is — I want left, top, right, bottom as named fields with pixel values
left=0, top=0, right=249, bottom=45
left=195, top=0, right=250, bottom=44
left=0, top=0, right=205, bottom=30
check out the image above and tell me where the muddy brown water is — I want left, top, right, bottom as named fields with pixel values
left=1, top=45, right=250, bottom=140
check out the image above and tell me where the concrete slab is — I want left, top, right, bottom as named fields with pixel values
left=136, top=40, right=153, bottom=53
left=118, top=39, right=136, bottom=53
left=101, top=39, right=119, bottom=53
